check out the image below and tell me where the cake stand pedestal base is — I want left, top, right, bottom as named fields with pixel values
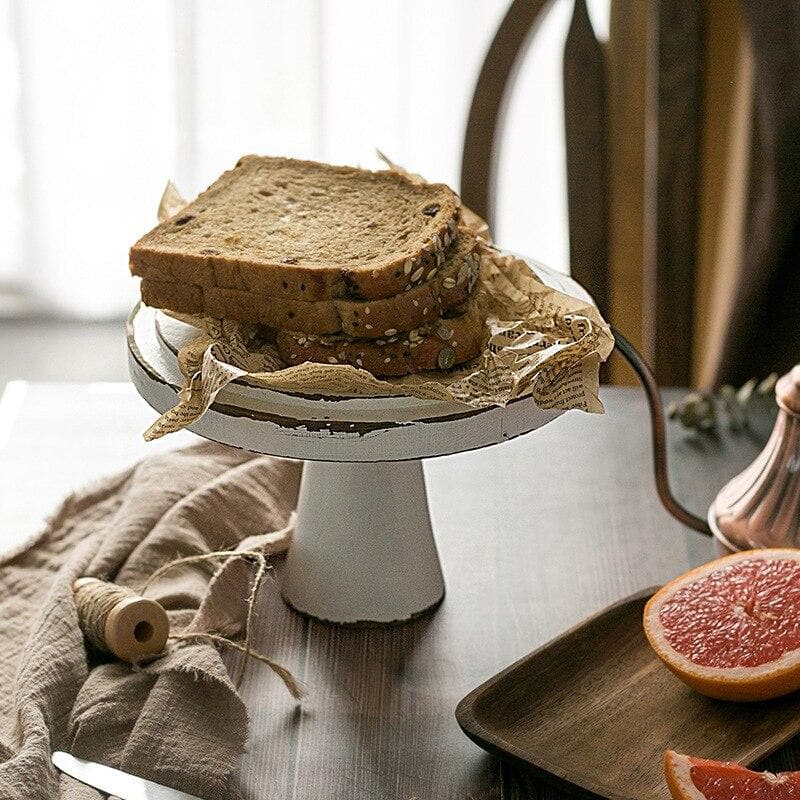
left=281, top=459, right=445, bottom=624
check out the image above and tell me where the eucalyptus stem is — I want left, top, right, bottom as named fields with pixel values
left=667, top=373, right=777, bottom=434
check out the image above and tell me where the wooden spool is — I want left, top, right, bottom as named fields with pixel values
left=73, top=577, right=170, bottom=662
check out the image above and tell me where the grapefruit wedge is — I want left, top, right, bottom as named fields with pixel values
left=664, top=750, right=800, bottom=800
left=644, top=548, right=800, bottom=701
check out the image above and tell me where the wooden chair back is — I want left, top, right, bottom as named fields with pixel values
left=461, top=0, right=705, bottom=385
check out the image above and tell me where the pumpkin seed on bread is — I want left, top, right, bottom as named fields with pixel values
left=276, top=297, right=486, bottom=378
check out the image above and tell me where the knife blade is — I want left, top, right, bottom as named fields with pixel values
left=52, top=751, right=204, bottom=800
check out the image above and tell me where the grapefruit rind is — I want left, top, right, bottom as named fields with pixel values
left=644, top=549, right=800, bottom=702
left=664, top=751, right=705, bottom=800
left=664, top=750, right=800, bottom=800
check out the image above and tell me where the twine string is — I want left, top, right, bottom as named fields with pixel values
left=168, top=632, right=303, bottom=699
left=75, top=541, right=304, bottom=699
left=140, top=548, right=305, bottom=699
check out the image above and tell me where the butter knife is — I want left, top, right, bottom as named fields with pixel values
left=52, top=751, right=204, bottom=800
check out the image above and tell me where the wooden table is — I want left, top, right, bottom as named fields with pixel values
left=1, top=381, right=792, bottom=798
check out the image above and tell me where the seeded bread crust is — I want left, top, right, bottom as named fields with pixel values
left=130, top=155, right=460, bottom=303
left=140, top=231, right=481, bottom=339
left=276, top=299, right=486, bottom=378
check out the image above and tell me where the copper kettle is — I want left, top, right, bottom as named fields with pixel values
left=613, top=329, right=799, bottom=550
left=709, top=366, right=800, bottom=549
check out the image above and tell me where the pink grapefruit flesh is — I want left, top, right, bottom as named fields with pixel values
left=644, top=549, right=800, bottom=701
left=664, top=750, right=800, bottom=800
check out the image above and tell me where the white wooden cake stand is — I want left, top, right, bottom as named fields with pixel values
left=128, top=264, right=593, bottom=625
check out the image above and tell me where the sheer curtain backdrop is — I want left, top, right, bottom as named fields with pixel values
left=0, top=0, right=609, bottom=319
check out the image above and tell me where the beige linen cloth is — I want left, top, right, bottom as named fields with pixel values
left=0, top=442, right=302, bottom=800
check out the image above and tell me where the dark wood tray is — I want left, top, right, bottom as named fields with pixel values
left=455, top=588, right=800, bottom=799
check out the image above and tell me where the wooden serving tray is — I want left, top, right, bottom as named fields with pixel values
left=456, top=588, right=800, bottom=799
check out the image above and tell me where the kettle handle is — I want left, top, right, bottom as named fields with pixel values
left=611, top=327, right=712, bottom=535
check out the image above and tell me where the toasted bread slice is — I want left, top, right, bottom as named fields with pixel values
left=276, top=297, right=486, bottom=377
left=140, top=230, right=481, bottom=339
left=130, top=155, right=460, bottom=303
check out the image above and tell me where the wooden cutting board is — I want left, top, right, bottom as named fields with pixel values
left=456, top=589, right=800, bottom=799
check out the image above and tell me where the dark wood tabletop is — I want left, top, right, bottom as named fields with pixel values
left=0, top=383, right=790, bottom=798
left=237, top=386, right=789, bottom=799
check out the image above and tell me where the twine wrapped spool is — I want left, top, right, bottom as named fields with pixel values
left=73, top=577, right=170, bottom=662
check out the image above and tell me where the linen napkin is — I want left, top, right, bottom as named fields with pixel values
left=0, top=441, right=302, bottom=800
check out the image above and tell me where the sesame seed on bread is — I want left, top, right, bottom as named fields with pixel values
left=140, top=229, right=481, bottom=339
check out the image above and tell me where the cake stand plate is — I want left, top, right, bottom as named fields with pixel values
left=128, top=264, right=592, bottom=624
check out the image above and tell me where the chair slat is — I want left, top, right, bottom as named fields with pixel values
left=564, top=0, right=610, bottom=320
left=649, top=0, right=705, bottom=385
left=606, top=0, right=652, bottom=384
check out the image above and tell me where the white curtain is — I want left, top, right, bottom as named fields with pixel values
left=0, top=0, right=608, bottom=319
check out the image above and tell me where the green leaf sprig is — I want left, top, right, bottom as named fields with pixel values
left=667, top=374, right=778, bottom=434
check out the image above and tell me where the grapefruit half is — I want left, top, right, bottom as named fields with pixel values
left=644, top=548, right=800, bottom=701
left=664, top=750, right=800, bottom=800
